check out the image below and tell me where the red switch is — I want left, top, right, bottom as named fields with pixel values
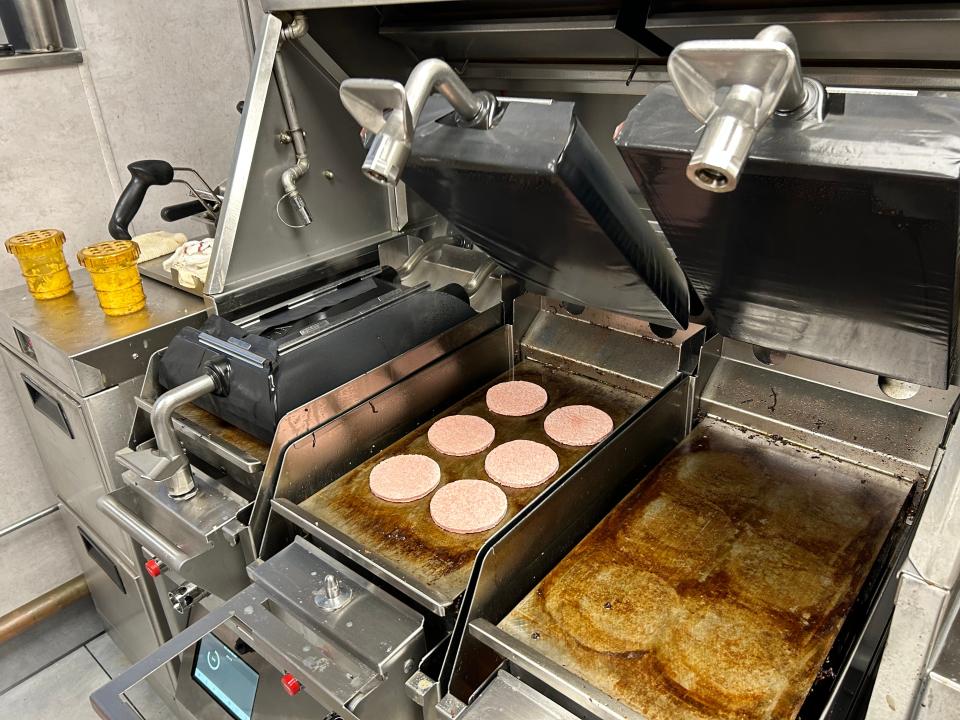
left=281, top=673, right=302, bottom=696
left=144, top=558, right=164, bottom=577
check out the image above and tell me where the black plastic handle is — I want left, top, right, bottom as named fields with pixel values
left=108, top=160, right=175, bottom=240
left=160, top=199, right=207, bottom=223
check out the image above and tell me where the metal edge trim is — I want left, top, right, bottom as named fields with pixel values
left=468, top=619, right=646, bottom=720
left=438, top=374, right=690, bottom=698
left=269, top=498, right=452, bottom=615
left=206, top=15, right=283, bottom=295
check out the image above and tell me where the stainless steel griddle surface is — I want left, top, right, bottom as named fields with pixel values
left=298, top=359, right=648, bottom=604
left=176, top=403, right=270, bottom=463
left=500, top=418, right=908, bottom=720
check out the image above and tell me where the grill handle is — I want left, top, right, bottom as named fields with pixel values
left=96, top=493, right=191, bottom=571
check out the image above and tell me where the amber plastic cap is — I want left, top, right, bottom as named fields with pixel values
left=5, top=229, right=66, bottom=257
left=77, top=240, right=141, bottom=271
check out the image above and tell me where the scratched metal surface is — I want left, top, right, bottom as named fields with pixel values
left=299, top=360, right=648, bottom=603
left=175, top=403, right=270, bottom=463
left=500, top=418, right=908, bottom=720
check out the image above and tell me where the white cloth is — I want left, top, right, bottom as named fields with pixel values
left=161, top=238, right=213, bottom=289
left=133, top=231, right=187, bottom=263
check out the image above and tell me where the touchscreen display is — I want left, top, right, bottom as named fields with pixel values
left=191, top=634, right=259, bottom=720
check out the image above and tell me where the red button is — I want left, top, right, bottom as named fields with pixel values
left=144, top=558, right=163, bottom=577
left=281, top=673, right=302, bottom=696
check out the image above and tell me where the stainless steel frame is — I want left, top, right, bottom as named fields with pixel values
left=261, top=296, right=705, bottom=617
left=91, top=537, right=426, bottom=720
left=0, top=277, right=204, bottom=700
left=205, top=14, right=405, bottom=315
left=431, top=338, right=956, bottom=719
left=83, top=3, right=960, bottom=719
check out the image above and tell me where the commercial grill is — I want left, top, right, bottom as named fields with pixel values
left=91, top=4, right=960, bottom=720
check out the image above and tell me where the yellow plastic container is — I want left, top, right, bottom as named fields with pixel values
left=4, top=229, right=73, bottom=300
left=77, top=240, right=146, bottom=316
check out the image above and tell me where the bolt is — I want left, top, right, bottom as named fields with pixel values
left=324, top=574, right=340, bottom=600
left=322, top=170, right=335, bottom=181
left=279, top=131, right=292, bottom=144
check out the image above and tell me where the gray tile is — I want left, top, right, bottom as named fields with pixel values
left=86, top=634, right=178, bottom=720
left=85, top=631, right=128, bottom=677
left=0, top=513, right=80, bottom=616
left=0, top=646, right=108, bottom=720
left=0, top=596, right=103, bottom=693
left=0, top=64, right=118, bottom=290
left=72, top=0, right=251, bottom=238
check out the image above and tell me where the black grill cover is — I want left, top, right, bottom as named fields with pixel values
left=617, top=85, right=960, bottom=387
left=158, top=282, right=475, bottom=442
left=402, top=97, right=690, bottom=329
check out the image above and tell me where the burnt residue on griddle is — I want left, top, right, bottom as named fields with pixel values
left=501, top=419, right=907, bottom=720
left=299, top=360, right=647, bottom=603
left=176, top=403, right=270, bottom=462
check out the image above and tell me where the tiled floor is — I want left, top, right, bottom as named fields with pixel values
left=0, top=615, right=176, bottom=720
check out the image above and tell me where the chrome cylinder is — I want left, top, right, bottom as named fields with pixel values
left=755, top=25, right=806, bottom=112
left=151, top=373, right=217, bottom=500
left=0, top=0, right=62, bottom=53
left=687, top=84, right=763, bottom=193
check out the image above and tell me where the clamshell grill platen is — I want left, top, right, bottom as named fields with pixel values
left=158, top=272, right=476, bottom=442
left=616, top=85, right=960, bottom=388
left=401, top=96, right=691, bottom=329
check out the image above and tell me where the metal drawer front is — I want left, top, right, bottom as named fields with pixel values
left=1, top=347, right=129, bottom=561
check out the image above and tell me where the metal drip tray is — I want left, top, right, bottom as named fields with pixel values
left=492, top=418, right=909, bottom=720
left=297, top=359, right=648, bottom=613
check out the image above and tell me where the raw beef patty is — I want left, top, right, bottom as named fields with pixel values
left=485, top=439, right=559, bottom=488
left=430, top=479, right=508, bottom=534
left=486, top=380, right=548, bottom=416
left=369, top=454, right=441, bottom=502
left=544, top=405, right=613, bottom=446
left=428, top=415, right=496, bottom=456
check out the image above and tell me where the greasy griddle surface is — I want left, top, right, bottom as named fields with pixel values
left=175, top=403, right=269, bottom=463
left=299, top=360, right=647, bottom=603
left=500, top=418, right=908, bottom=720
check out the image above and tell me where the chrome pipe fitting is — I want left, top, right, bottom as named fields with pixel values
left=276, top=13, right=312, bottom=226
left=340, top=58, right=498, bottom=187
left=151, top=373, right=218, bottom=500
left=668, top=25, right=809, bottom=193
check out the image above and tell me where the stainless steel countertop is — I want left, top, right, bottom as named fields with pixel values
left=0, top=276, right=206, bottom=396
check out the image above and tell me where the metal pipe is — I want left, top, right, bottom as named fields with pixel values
left=670, top=24, right=807, bottom=193
left=236, top=0, right=255, bottom=62
left=465, top=259, right=499, bottom=297
left=0, top=503, right=58, bottom=539
left=404, top=58, right=485, bottom=127
left=152, top=373, right=217, bottom=499
left=97, top=495, right=192, bottom=570
left=397, top=236, right=451, bottom=278
left=0, top=575, right=88, bottom=645
left=755, top=24, right=806, bottom=112
left=341, top=58, right=498, bottom=186
left=275, top=13, right=312, bottom=227
left=280, top=11, right=308, bottom=42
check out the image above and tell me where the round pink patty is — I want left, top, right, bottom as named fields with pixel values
left=485, top=439, right=559, bottom=488
left=430, top=480, right=508, bottom=534
left=544, top=405, right=614, bottom=447
left=369, top=454, right=441, bottom=502
left=486, top=380, right=548, bottom=416
left=428, top=415, right=496, bottom=456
